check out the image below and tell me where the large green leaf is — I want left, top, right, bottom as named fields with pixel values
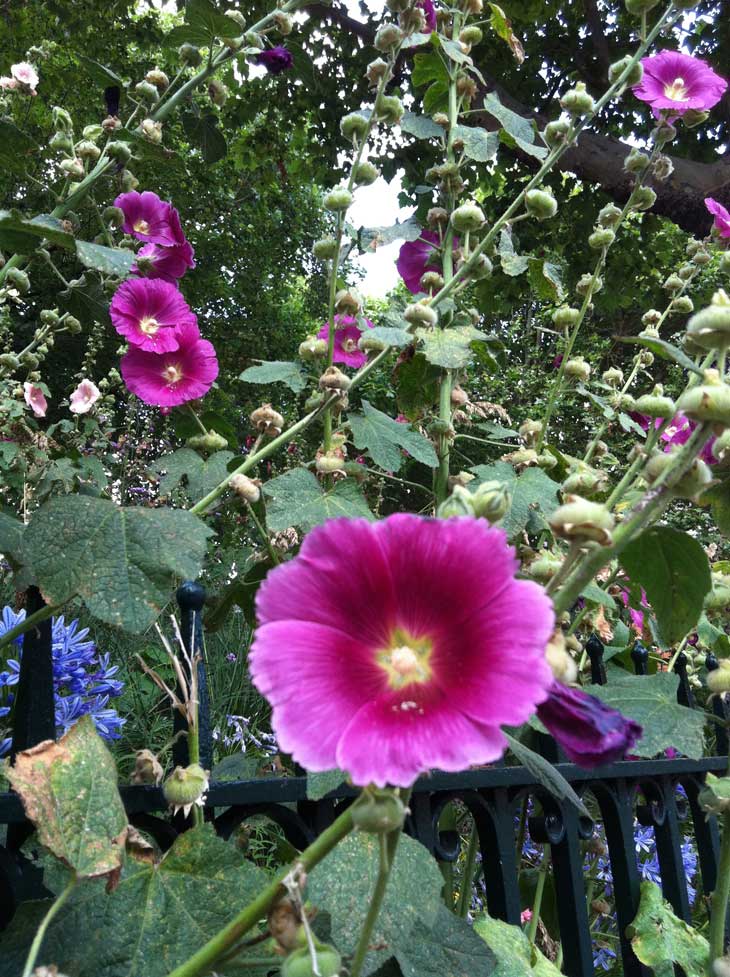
left=348, top=400, right=438, bottom=471
left=473, top=913, right=562, bottom=976
left=239, top=359, right=307, bottom=393
left=153, top=448, right=235, bottom=502
left=452, top=124, right=499, bottom=162
left=23, top=496, right=214, bottom=631
left=0, top=210, right=75, bottom=252
left=619, top=526, right=711, bottom=646
left=308, top=833, right=444, bottom=976
left=306, top=768, right=346, bottom=800
left=264, top=467, right=373, bottom=532
left=395, top=904, right=497, bottom=976
left=6, top=716, right=127, bottom=879
left=528, top=257, right=564, bottom=302
left=470, top=462, right=559, bottom=538
left=590, top=668, right=706, bottom=758
left=418, top=325, right=489, bottom=369
left=483, top=92, right=547, bottom=159
left=0, top=509, right=25, bottom=567
left=400, top=112, right=444, bottom=140
left=0, top=825, right=268, bottom=977
left=60, top=271, right=112, bottom=327
left=166, top=0, right=240, bottom=45
left=395, top=352, right=441, bottom=418
left=75, top=240, right=135, bottom=277
left=498, top=228, right=530, bottom=277
left=628, top=881, right=708, bottom=977
left=367, top=326, right=414, bottom=348
left=701, top=479, right=730, bottom=536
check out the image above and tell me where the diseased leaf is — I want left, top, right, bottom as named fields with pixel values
left=0, top=510, right=25, bottom=566
left=348, top=400, right=438, bottom=471
left=528, top=257, right=564, bottom=302
left=210, top=754, right=260, bottom=782
left=239, top=359, right=307, bottom=393
left=488, top=3, right=525, bottom=63
left=473, top=913, right=562, bottom=976
left=700, top=479, right=730, bottom=536
left=498, top=228, right=529, bottom=276
left=395, top=905, right=497, bottom=977
left=359, top=217, right=423, bottom=251
left=153, top=448, right=235, bottom=502
left=308, top=833, right=444, bottom=976
left=412, top=52, right=448, bottom=88
left=395, top=352, right=441, bottom=418
left=470, top=462, right=559, bottom=538
left=439, top=37, right=472, bottom=65
left=367, top=326, right=413, bottom=348
left=306, top=769, right=346, bottom=800
left=628, top=881, right=708, bottom=977
left=619, top=526, right=711, bottom=646
left=590, top=668, right=706, bottom=759
left=400, top=112, right=443, bottom=140
left=505, top=733, right=590, bottom=817
left=418, top=325, right=488, bottom=369
left=75, top=240, right=135, bottom=277
left=615, top=335, right=703, bottom=376
left=23, top=496, right=214, bottom=631
left=484, top=93, right=546, bottom=159
left=264, top=468, right=373, bottom=532
left=6, top=716, right=127, bottom=879
left=452, top=125, right=499, bottom=162
left=0, top=210, right=75, bottom=253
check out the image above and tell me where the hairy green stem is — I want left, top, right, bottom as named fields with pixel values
left=527, top=864, right=547, bottom=948
left=22, top=874, right=78, bottom=977
left=708, top=809, right=730, bottom=972
left=0, top=601, right=63, bottom=652
left=457, top=823, right=479, bottom=918
left=350, top=833, right=394, bottom=977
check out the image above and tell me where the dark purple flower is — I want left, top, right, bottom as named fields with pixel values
left=419, top=0, right=437, bottom=31
left=397, top=230, right=443, bottom=294
left=536, top=681, right=642, bottom=768
left=256, top=46, right=293, bottom=75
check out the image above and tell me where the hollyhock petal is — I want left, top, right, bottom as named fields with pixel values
left=69, top=379, right=101, bottom=415
left=10, top=62, right=38, bottom=92
left=537, top=681, right=642, bottom=767
left=114, top=191, right=184, bottom=246
left=250, top=620, right=385, bottom=770
left=419, top=0, right=437, bottom=32
left=337, top=688, right=508, bottom=788
left=316, top=315, right=374, bottom=369
left=634, top=51, right=727, bottom=115
left=23, top=382, right=47, bottom=418
left=397, top=230, right=443, bottom=293
left=256, top=46, right=293, bottom=74
left=132, top=240, right=195, bottom=281
left=121, top=320, right=218, bottom=407
left=110, top=278, right=196, bottom=352
left=706, top=198, right=730, bottom=239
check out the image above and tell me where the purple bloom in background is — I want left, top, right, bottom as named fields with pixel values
left=114, top=190, right=186, bottom=246
left=397, top=230, right=444, bottom=293
left=633, top=50, right=727, bottom=118
left=705, top=198, right=730, bottom=239
left=536, top=681, right=642, bottom=767
left=317, top=314, right=375, bottom=369
left=256, top=46, right=293, bottom=75
left=419, top=0, right=437, bottom=31
left=0, top=606, right=124, bottom=756
left=633, top=411, right=717, bottom=464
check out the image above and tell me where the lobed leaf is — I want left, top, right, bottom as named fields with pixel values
left=264, top=467, right=373, bottom=532
left=239, top=359, right=307, bottom=393
left=348, top=400, right=438, bottom=471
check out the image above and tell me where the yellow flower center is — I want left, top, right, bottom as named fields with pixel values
left=664, top=77, right=689, bottom=102
left=133, top=218, right=150, bottom=234
left=139, top=316, right=160, bottom=335
left=162, top=363, right=183, bottom=384
left=342, top=338, right=357, bottom=352
left=377, top=629, right=432, bottom=690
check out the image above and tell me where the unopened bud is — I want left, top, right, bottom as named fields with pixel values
left=130, top=749, right=163, bottom=785
left=525, top=188, right=558, bottom=221
left=375, top=94, right=404, bottom=125
left=598, top=203, right=623, bottom=228
left=549, top=495, right=615, bottom=545
left=230, top=473, right=261, bottom=503
left=426, top=206, right=449, bottom=227
left=404, top=302, right=438, bottom=327
left=352, top=788, right=406, bottom=833
left=340, top=112, right=369, bottom=141
left=682, top=108, right=709, bottom=128
left=250, top=403, right=285, bottom=434
left=107, top=140, right=132, bottom=163
left=672, top=295, right=694, bottom=314
left=632, top=186, right=657, bottom=212
left=312, top=237, right=339, bottom=260
left=319, top=366, right=351, bottom=392
left=560, top=82, right=595, bottom=116
left=676, top=370, right=730, bottom=425
left=608, top=54, right=643, bottom=86
left=163, top=763, right=209, bottom=815
left=588, top=227, right=615, bottom=250
left=543, top=119, right=571, bottom=148
left=686, top=290, right=730, bottom=351
left=60, top=157, right=84, bottom=179
left=451, top=201, right=485, bottom=232
left=366, top=57, right=388, bottom=87
left=564, top=357, right=591, bottom=382
left=145, top=68, right=169, bottom=90
left=563, top=466, right=609, bottom=496
left=186, top=431, right=229, bottom=453
left=602, top=367, right=624, bottom=388
left=6, top=268, right=30, bottom=294
left=281, top=945, right=342, bottom=977
left=374, top=23, right=403, bottom=52
left=299, top=335, right=328, bottom=361
left=179, top=43, right=203, bottom=65
left=323, top=187, right=353, bottom=212
left=421, top=270, right=444, bottom=291
left=529, top=551, right=563, bottom=582
left=353, top=160, right=379, bottom=186
left=634, top=385, right=676, bottom=419
left=135, top=80, right=159, bottom=102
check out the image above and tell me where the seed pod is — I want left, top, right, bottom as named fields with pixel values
left=374, top=94, right=404, bottom=125
left=588, top=227, right=615, bottom=250
left=543, top=119, right=571, bottom=148
left=608, top=54, right=643, bottom=86
left=230, top=473, right=261, bottom=503
left=334, top=288, right=362, bottom=315
left=353, top=161, right=379, bottom=186
left=564, top=357, right=591, bottom=382
left=598, top=203, right=622, bottom=228
left=633, top=385, right=676, bottom=419
left=451, top=202, right=485, bottom=232
left=525, top=189, right=558, bottom=221
left=672, top=295, right=694, bottom=314
left=352, top=788, right=406, bottom=833
left=250, top=403, right=285, bottom=434
left=358, top=333, right=387, bottom=353
left=374, top=23, right=403, bottom=51
left=602, top=367, right=624, bottom=388
left=299, top=335, right=328, bottom=361
left=676, top=371, right=730, bottom=425
left=312, top=238, right=339, bottom=260
left=323, top=187, right=353, bottom=212
left=366, top=57, right=388, bottom=86
left=560, top=82, right=595, bottom=116
left=632, top=187, right=657, bottom=212
left=281, top=945, right=342, bottom=977
left=686, top=290, right=730, bottom=351
left=163, top=763, right=209, bottom=815
left=404, top=302, right=438, bottom=327
left=340, top=112, right=370, bottom=141
left=135, top=80, right=159, bottom=102
left=549, top=495, right=615, bottom=546
left=318, top=366, right=351, bottom=392
left=130, top=749, right=163, bottom=785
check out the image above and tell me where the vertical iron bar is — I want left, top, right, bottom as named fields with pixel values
left=548, top=805, right=595, bottom=977
left=9, top=587, right=55, bottom=757
left=476, top=789, right=521, bottom=924
left=650, top=779, right=691, bottom=921
left=673, top=652, right=694, bottom=709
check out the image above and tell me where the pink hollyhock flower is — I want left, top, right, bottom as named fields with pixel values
left=633, top=412, right=716, bottom=464
left=706, top=198, right=730, bottom=239
left=397, top=230, right=444, bottom=294
left=633, top=51, right=727, bottom=118
left=10, top=62, right=38, bottom=94
left=110, top=278, right=197, bottom=352
left=250, top=514, right=555, bottom=787
left=536, top=681, right=642, bottom=767
left=316, top=315, right=375, bottom=369
left=23, top=382, right=47, bottom=418
left=419, top=0, right=437, bottom=31
left=69, top=379, right=101, bottom=415
left=121, top=320, right=218, bottom=407
left=0, top=76, right=17, bottom=91
left=619, top=587, right=649, bottom=635
left=255, top=46, right=293, bottom=74
left=520, top=909, right=533, bottom=925
left=114, top=190, right=185, bottom=246
left=132, top=239, right=196, bottom=282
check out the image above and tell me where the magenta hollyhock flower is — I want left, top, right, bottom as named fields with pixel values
left=619, top=587, right=649, bottom=635
left=419, top=0, right=437, bottom=31
left=633, top=412, right=716, bottom=464
left=23, top=382, right=47, bottom=418
left=255, top=46, right=293, bottom=75
left=114, top=191, right=186, bottom=246
left=69, top=379, right=101, bottom=415
left=120, top=321, right=218, bottom=407
left=397, top=230, right=443, bottom=294
left=536, top=681, right=642, bottom=767
left=316, top=315, right=375, bottom=369
left=633, top=51, right=727, bottom=118
left=250, top=515, right=554, bottom=788
left=110, top=278, right=197, bottom=353
left=132, top=240, right=196, bottom=282
left=706, top=198, right=730, bottom=239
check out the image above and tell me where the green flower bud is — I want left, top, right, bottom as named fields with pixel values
left=470, top=480, right=512, bottom=522
left=121, top=169, right=139, bottom=191
left=632, top=186, right=657, bottom=212
left=163, top=763, right=209, bottom=815
left=588, top=227, right=615, bottom=250
left=459, top=25, right=483, bottom=45
left=340, top=112, right=370, bottom=141
left=642, top=310, right=661, bottom=328
left=686, top=289, right=730, bottom=351
left=467, top=254, right=493, bottom=279
left=437, top=488, right=474, bottom=518
left=672, top=295, right=694, bottom=314
left=602, top=367, right=624, bottom=388
left=60, top=157, right=85, bottom=179
left=106, top=140, right=132, bottom=163
left=404, top=302, right=438, bottom=327
left=374, top=23, right=403, bottom=51
left=653, top=120, right=677, bottom=144
left=525, top=189, right=558, bottom=221
left=625, top=0, right=660, bottom=12
left=281, top=945, right=342, bottom=977
left=179, top=43, right=203, bottom=65
left=76, top=139, right=100, bottom=161
left=451, top=201, right=485, bottom=232
left=304, top=393, right=325, bottom=412
left=598, top=203, right=623, bottom=228
left=135, top=80, right=159, bottom=102
left=529, top=551, right=563, bottom=581
left=562, top=466, right=609, bottom=497
left=719, top=252, right=730, bottom=275
left=358, top=332, right=387, bottom=353
left=366, top=57, right=388, bottom=87
left=549, top=495, right=615, bottom=545
left=677, top=263, right=695, bottom=281
left=698, top=773, right=730, bottom=815
left=624, top=148, right=650, bottom=174
left=675, top=456, right=713, bottom=499
left=635, top=349, right=654, bottom=366
left=299, top=335, right=328, bottom=361
left=186, top=431, right=229, bottom=453
left=352, top=788, right=406, bottom=833
left=20, top=352, right=39, bottom=369
left=560, top=82, right=595, bottom=117
left=6, top=268, right=30, bottom=294
left=323, top=187, right=353, bottom=212
left=0, top=353, right=20, bottom=370
left=103, top=205, right=125, bottom=228
left=676, top=369, right=730, bottom=425
left=421, top=270, right=445, bottom=291
left=66, top=315, right=82, bottom=334
left=663, top=273, right=683, bottom=293
left=315, top=450, right=347, bottom=474
left=52, top=106, right=73, bottom=132
left=312, top=237, right=339, bottom=260
left=682, top=108, right=709, bottom=128
left=693, top=249, right=711, bottom=266
left=552, top=306, right=580, bottom=329
left=608, top=55, right=644, bottom=87
left=536, top=451, right=558, bottom=470
left=543, top=119, right=571, bottom=148
left=353, top=160, right=379, bottom=186
left=208, top=78, right=228, bottom=107
left=49, top=131, right=73, bottom=152
left=577, top=273, right=602, bottom=296
left=375, top=94, right=404, bottom=124
left=564, top=356, right=591, bottom=381
left=634, top=386, right=676, bottom=418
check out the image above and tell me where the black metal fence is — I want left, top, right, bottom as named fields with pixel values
left=1, top=583, right=728, bottom=977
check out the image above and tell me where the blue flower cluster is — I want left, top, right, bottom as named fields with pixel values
left=0, top=605, right=124, bottom=756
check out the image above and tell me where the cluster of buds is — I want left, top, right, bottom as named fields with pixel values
left=437, top=479, right=511, bottom=523
left=250, top=403, right=285, bottom=438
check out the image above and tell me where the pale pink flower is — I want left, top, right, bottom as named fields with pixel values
left=10, top=62, right=38, bottom=94
left=0, top=77, right=17, bottom=91
left=69, top=379, right=101, bottom=415
left=23, top=382, right=47, bottom=418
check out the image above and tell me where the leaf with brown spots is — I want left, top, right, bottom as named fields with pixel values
left=7, top=715, right=128, bottom=879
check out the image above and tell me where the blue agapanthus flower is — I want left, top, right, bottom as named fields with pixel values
left=0, top=605, right=124, bottom=756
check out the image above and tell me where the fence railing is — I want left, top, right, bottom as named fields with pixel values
left=1, top=583, right=728, bottom=977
